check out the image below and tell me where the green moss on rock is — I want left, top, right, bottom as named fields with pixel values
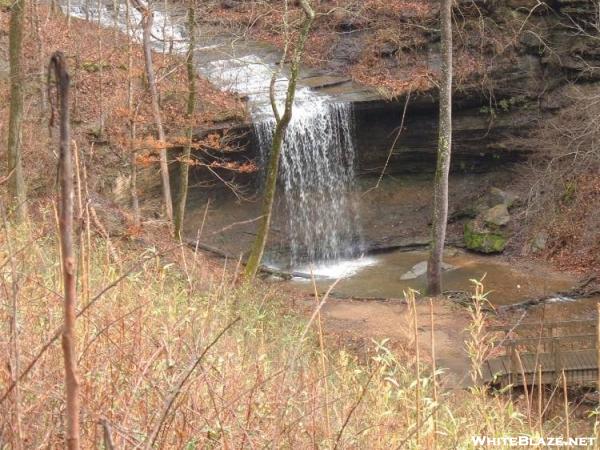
left=464, top=221, right=507, bottom=253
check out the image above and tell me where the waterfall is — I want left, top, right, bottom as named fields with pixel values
left=62, top=1, right=364, bottom=270
left=205, top=55, right=363, bottom=268
left=254, top=98, right=361, bottom=267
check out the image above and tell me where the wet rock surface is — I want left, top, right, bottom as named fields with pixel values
left=400, top=260, right=455, bottom=280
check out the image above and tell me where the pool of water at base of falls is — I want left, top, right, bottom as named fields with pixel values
left=287, top=249, right=576, bottom=306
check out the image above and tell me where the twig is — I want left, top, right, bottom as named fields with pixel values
left=100, top=418, right=115, bottom=450
left=429, top=298, right=438, bottom=449
left=332, top=367, right=378, bottom=450
left=364, top=87, right=412, bottom=194
left=49, top=50, right=80, bottom=450
left=144, top=316, right=241, bottom=448
left=209, top=215, right=264, bottom=235
left=0, top=244, right=184, bottom=405
left=562, top=370, right=570, bottom=442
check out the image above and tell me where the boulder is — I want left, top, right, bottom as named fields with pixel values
left=531, top=230, right=549, bottom=253
left=400, top=260, right=455, bottom=280
left=464, top=221, right=508, bottom=253
left=483, top=203, right=511, bottom=227
left=488, top=187, right=519, bottom=208
left=332, top=9, right=367, bottom=32
left=220, top=0, right=240, bottom=9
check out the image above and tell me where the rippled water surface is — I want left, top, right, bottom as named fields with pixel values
left=290, top=249, right=576, bottom=305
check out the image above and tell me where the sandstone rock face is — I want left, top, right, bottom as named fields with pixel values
left=200, top=0, right=600, bottom=178
left=338, top=0, right=600, bottom=175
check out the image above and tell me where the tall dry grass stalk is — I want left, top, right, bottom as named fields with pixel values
left=429, top=298, right=438, bottom=450
left=465, top=278, right=493, bottom=387
left=407, top=288, right=421, bottom=446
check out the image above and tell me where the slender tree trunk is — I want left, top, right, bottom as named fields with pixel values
left=426, top=0, right=453, bottom=296
left=126, top=0, right=140, bottom=227
left=244, top=0, right=315, bottom=279
left=174, top=1, right=196, bottom=239
left=32, top=0, right=47, bottom=117
left=7, top=0, right=27, bottom=222
left=132, top=0, right=173, bottom=222
left=50, top=51, right=81, bottom=450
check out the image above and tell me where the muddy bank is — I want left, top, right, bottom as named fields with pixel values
left=293, top=293, right=473, bottom=388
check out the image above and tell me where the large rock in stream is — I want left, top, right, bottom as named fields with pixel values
left=400, top=260, right=455, bottom=280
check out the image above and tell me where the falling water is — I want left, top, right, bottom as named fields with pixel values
left=204, top=55, right=363, bottom=268
left=254, top=99, right=361, bottom=266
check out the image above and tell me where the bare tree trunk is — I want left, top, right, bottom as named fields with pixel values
left=7, top=0, right=27, bottom=222
left=1, top=202, right=23, bottom=449
left=244, top=0, right=315, bottom=279
left=427, top=0, right=453, bottom=296
left=126, top=0, right=140, bottom=227
left=131, top=0, right=173, bottom=222
left=174, top=0, right=196, bottom=239
left=32, top=0, right=47, bottom=117
left=50, top=51, right=81, bottom=450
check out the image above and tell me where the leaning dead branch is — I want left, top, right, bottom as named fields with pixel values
left=49, top=50, right=81, bottom=450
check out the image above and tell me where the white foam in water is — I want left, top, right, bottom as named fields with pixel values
left=295, top=256, right=377, bottom=280
left=63, top=2, right=188, bottom=53
left=545, top=295, right=575, bottom=303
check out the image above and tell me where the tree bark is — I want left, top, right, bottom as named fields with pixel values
left=174, top=1, right=196, bottom=239
left=427, top=0, right=453, bottom=296
left=131, top=0, right=173, bottom=222
left=50, top=51, right=81, bottom=450
left=244, top=0, right=315, bottom=279
left=125, top=0, right=141, bottom=227
left=7, top=0, right=27, bottom=222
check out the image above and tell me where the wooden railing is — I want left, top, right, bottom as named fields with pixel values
left=484, top=320, right=598, bottom=386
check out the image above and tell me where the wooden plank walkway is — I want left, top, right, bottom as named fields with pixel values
left=482, top=319, right=599, bottom=387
